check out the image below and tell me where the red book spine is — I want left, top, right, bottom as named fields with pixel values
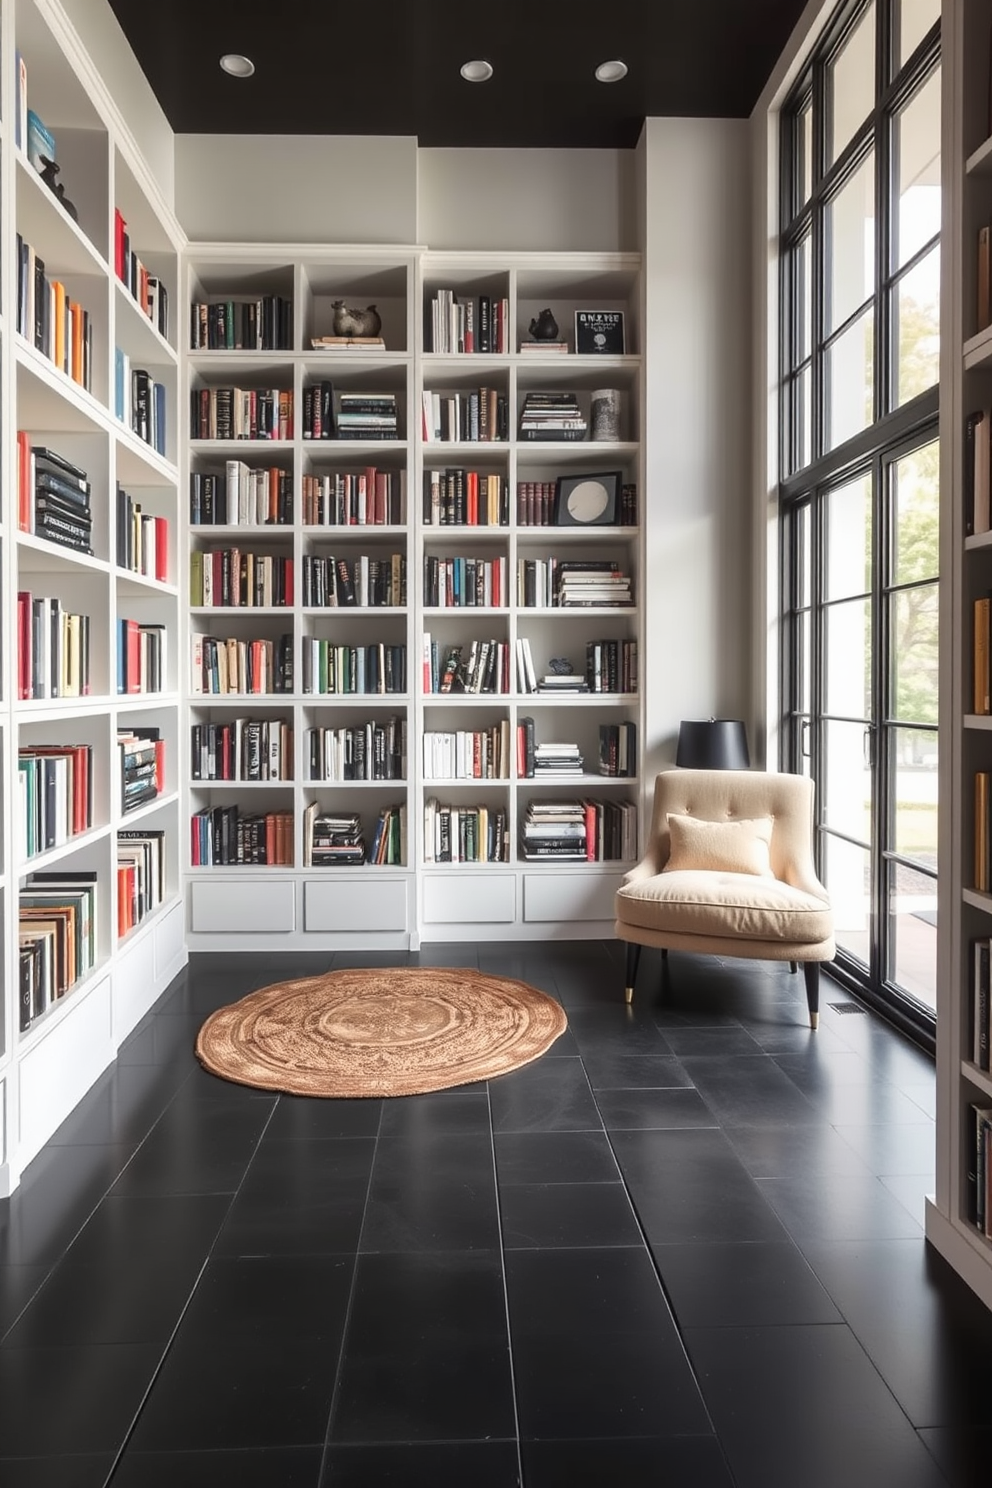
left=154, top=516, right=169, bottom=582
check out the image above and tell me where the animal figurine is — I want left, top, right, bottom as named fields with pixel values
left=330, top=302, right=382, bottom=338
left=529, top=308, right=559, bottom=340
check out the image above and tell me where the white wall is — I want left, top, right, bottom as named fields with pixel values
left=59, top=0, right=174, bottom=202
left=418, top=148, right=637, bottom=252
left=174, top=135, right=418, bottom=243
left=638, top=117, right=754, bottom=779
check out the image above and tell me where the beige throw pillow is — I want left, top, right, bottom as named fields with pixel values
left=664, top=814, right=774, bottom=877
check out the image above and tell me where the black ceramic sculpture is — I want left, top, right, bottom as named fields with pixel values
left=39, top=157, right=78, bottom=221
left=529, top=308, right=559, bottom=340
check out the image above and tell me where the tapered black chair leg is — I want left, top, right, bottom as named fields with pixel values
left=790, top=960, right=798, bottom=974
left=802, top=961, right=820, bottom=1030
left=624, top=943, right=642, bottom=1005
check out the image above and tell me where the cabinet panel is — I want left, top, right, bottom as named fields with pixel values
left=422, top=873, right=516, bottom=923
left=190, top=878, right=296, bottom=932
left=304, top=877, right=408, bottom=932
left=19, top=976, right=114, bottom=1160
left=523, top=871, right=624, bottom=923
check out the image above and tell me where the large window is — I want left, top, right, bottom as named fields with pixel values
left=779, top=0, right=940, bottom=1039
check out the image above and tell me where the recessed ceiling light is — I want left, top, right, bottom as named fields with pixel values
left=219, top=53, right=255, bottom=78
left=595, top=59, right=628, bottom=83
left=460, top=59, right=494, bottom=83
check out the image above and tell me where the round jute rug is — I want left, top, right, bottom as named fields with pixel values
left=195, top=966, right=568, bottom=1097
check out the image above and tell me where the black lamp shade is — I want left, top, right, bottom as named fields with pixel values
left=676, top=719, right=750, bottom=770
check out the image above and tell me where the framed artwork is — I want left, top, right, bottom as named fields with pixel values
left=574, top=310, right=625, bottom=355
left=553, top=470, right=622, bottom=527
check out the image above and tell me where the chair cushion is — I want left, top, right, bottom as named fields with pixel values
left=616, top=869, right=833, bottom=944
left=664, top=814, right=773, bottom=877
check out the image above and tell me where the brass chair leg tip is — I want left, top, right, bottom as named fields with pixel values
left=624, top=986, right=634, bottom=1005
left=809, top=1010, right=819, bottom=1030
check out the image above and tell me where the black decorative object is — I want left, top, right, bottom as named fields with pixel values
left=330, top=302, right=382, bottom=338
left=529, top=308, right=559, bottom=340
left=553, top=470, right=621, bottom=527
left=675, top=719, right=751, bottom=770
left=548, top=657, right=573, bottom=675
left=39, top=156, right=78, bottom=221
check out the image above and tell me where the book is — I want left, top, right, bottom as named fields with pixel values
left=980, top=225, right=992, bottom=334
left=575, top=309, right=625, bottom=354
left=27, top=108, right=56, bottom=173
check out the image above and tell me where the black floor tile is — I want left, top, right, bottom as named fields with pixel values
left=661, top=1025, right=766, bottom=1058
left=360, top=1133, right=500, bottom=1252
left=580, top=1050, right=693, bottom=1089
left=756, top=1167, right=925, bottom=1242
left=918, top=1425, right=992, bottom=1488
left=678, top=1054, right=825, bottom=1127
left=683, top=1323, right=949, bottom=1488
left=726, top=1121, right=876, bottom=1179
left=174, top=1254, right=354, bottom=1344
left=594, top=1086, right=716, bottom=1129
left=112, top=1446, right=324, bottom=1487
left=520, top=1436, right=734, bottom=1488
left=109, top=1096, right=274, bottom=1197
left=319, top=1440, right=520, bottom=1486
left=62, top=1192, right=231, bottom=1268
left=489, top=1056, right=602, bottom=1133
left=0, top=1455, right=115, bottom=1487
left=330, top=1250, right=514, bottom=1443
left=653, top=1240, right=843, bottom=1327
left=830, top=1120, right=936, bottom=1176
left=499, top=1182, right=642, bottom=1248
left=0, top=1343, right=161, bottom=1454
left=611, top=1128, right=789, bottom=1244
left=214, top=1137, right=374, bottom=1257
left=0, top=1251, right=201, bottom=1346
left=504, top=1247, right=710, bottom=1439
left=378, top=1089, right=491, bottom=1136
left=0, top=1144, right=137, bottom=1266
left=493, top=1130, right=621, bottom=1185
left=0, top=1264, right=47, bottom=1337
left=266, top=1096, right=383, bottom=1140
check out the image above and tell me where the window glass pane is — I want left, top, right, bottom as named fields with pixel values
left=798, top=501, right=812, bottom=607
left=895, top=248, right=940, bottom=404
left=896, top=0, right=939, bottom=68
left=890, top=582, right=939, bottom=722
left=801, top=97, right=813, bottom=204
left=823, top=719, right=872, bottom=841
left=893, top=440, right=939, bottom=586
left=827, top=154, right=875, bottom=332
left=893, top=68, right=941, bottom=271
left=825, top=472, right=872, bottom=600
left=824, top=597, right=872, bottom=717
left=798, top=611, right=812, bottom=715
left=793, top=365, right=812, bottom=472
left=891, top=727, right=938, bottom=864
left=796, top=234, right=812, bottom=362
left=828, top=1, right=876, bottom=166
left=887, top=859, right=936, bottom=1011
left=826, top=306, right=875, bottom=449
left=823, top=833, right=871, bottom=964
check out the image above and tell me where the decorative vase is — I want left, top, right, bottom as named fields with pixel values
left=590, top=388, right=622, bottom=441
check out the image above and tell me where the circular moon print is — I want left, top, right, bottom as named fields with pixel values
left=566, top=478, right=610, bottom=523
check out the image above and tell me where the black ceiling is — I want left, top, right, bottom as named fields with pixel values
left=106, top=0, right=809, bottom=150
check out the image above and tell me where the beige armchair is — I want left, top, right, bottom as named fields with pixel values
left=614, top=769, right=834, bottom=1028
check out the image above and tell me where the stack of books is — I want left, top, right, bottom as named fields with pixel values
left=118, top=728, right=164, bottom=814
left=521, top=800, right=587, bottom=860
left=518, top=392, right=587, bottom=441
left=556, top=561, right=632, bottom=607
left=19, top=441, right=93, bottom=553
left=534, top=742, right=584, bottom=776
left=536, top=671, right=590, bottom=694
left=304, top=805, right=366, bottom=866
left=19, top=869, right=97, bottom=1029
left=335, top=392, right=398, bottom=440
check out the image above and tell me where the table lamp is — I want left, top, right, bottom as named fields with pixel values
left=676, top=719, right=750, bottom=770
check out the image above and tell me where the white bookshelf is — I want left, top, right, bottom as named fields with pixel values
left=181, top=246, right=645, bottom=947
left=926, top=0, right=992, bottom=1311
left=0, top=0, right=186, bottom=1194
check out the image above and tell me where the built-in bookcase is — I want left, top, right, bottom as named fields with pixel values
left=0, top=0, right=186, bottom=1194
left=928, top=0, right=992, bottom=1313
left=182, top=246, right=644, bottom=947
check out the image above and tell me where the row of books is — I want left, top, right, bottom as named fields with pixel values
left=16, top=234, right=93, bottom=391
left=422, top=388, right=509, bottom=443
left=521, top=798, right=637, bottom=861
left=16, top=435, right=93, bottom=554
left=301, top=803, right=406, bottom=867
left=301, top=553, right=406, bottom=608
left=116, top=484, right=170, bottom=579
left=300, top=640, right=407, bottom=696
left=976, top=772, right=992, bottom=892
left=115, top=351, right=167, bottom=456
left=190, top=386, right=294, bottom=441
left=190, top=719, right=293, bottom=782
left=306, top=718, right=407, bottom=782
left=190, top=464, right=293, bottom=527
left=971, top=938, right=992, bottom=1073
left=517, top=480, right=637, bottom=527
left=191, top=807, right=294, bottom=866
left=598, top=722, right=637, bottom=777
left=118, top=729, right=165, bottom=814
left=516, top=719, right=583, bottom=778
left=117, top=828, right=166, bottom=939
left=516, top=638, right=587, bottom=695
left=189, top=550, right=294, bottom=608
left=302, top=469, right=404, bottom=527
left=423, top=723, right=513, bottom=781
left=190, top=296, right=293, bottom=351
left=423, top=468, right=509, bottom=526
left=16, top=593, right=90, bottom=701
left=516, top=558, right=634, bottom=609
left=424, top=799, right=508, bottom=863
left=426, top=290, right=510, bottom=354
left=423, top=636, right=512, bottom=695
left=18, top=744, right=94, bottom=859
left=114, top=209, right=169, bottom=339
left=968, top=1101, right=992, bottom=1239
left=117, top=618, right=167, bottom=695
left=424, top=554, right=508, bottom=609
left=190, top=633, right=294, bottom=695
left=19, top=870, right=97, bottom=1031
